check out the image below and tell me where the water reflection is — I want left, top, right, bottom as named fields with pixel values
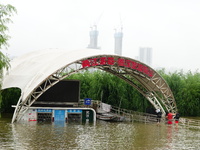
left=0, top=115, right=200, bottom=150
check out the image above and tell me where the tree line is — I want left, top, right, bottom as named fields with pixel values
left=1, top=69, right=200, bottom=117
left=66, top=69, right=200, bottom=117
left=158, top=69, right=200, bottom=116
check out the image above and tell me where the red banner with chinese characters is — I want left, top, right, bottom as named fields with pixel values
left=81, top=57, right=154, bottom=77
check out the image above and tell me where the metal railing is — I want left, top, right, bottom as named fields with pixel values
left=78, top=100, right=200, bottom=129
left=110, top=105, right=158, bottom=123
left=178, top=117, right=200, bottom=130
left=78, top=100, right=158, bottom=123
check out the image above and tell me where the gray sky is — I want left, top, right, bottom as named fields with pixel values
left=2, top=0, right=200, bottom=72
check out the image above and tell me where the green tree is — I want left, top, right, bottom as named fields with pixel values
left=0, top=4, right=16, bottom=49
left=0, top=4, right=17, bottom=110
left=68, top=69, right=200, bottom=116
left=1, top=88, right=21, bottom=113
left=67, top=71, right=152, bottom=112
left=178, top=71, right=200, bottom=116
left=2, top=69, right=200, bottom=116
left=157, top=69, right=200, bottom=116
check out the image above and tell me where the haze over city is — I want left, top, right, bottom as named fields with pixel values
left=2, top=0, right=200, bottom=72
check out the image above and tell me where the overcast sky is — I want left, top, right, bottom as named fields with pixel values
left=2, top=0, right=200, bottom=72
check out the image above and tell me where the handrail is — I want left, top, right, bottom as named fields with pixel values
left=78, top=100, right=200, bottom=129
left=178, top=117, right=200, bottom=129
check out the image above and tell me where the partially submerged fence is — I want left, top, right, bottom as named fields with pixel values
left=79, top=100, right=200, bottom=129
left=179, top=117, right=200, bottom=130
left=110, top=105, right=158, bottom=123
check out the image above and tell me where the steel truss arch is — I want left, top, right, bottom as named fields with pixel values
left=3, top=50, right=177, bottom=123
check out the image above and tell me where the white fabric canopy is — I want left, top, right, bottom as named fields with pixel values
left=2, top=48, right=177, bottom=121
left=2, top=48, right=114, bottom=102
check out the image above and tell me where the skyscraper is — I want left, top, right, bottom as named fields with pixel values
left=87, top=25, right=100, bottom=49
left=139, top=47, right=152, bottom=66
left=114, top=28, right=123, bottom=55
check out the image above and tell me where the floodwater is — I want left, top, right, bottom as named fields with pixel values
left=0, top=114, right=200, bottom=150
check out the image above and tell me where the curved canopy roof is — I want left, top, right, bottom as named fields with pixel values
left=2, top=48, right=112, bottom=100
left=2, top=48, right=177, bottom=123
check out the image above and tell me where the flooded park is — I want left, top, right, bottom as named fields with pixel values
left=1, top=2, right=200, bottom=150
left=1, top=49, right=200, bottom=150
left=0, top=113, right=200, bottom=150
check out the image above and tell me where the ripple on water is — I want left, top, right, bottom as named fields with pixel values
left=0, top=117, right=200, bottom=150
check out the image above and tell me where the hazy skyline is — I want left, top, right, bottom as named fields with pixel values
left=2, top=0, right=200, bottom=72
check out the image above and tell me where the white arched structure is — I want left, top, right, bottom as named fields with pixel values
left=2, top=49, right=177, bottom=123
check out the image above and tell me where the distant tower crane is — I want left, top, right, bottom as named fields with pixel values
left=87, top=13, right=103, bottom=49
left=114, top=26, right=123, bottom=55
left=87, top=25, right=100, bottom=49
left=114, top=14, right=123, bottom=55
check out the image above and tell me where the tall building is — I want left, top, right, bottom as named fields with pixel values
left=139, top=47, right=152, bottom=66
left=114, top=28, right=123, bottom=55
left=87, top=25, right=100, bottom=49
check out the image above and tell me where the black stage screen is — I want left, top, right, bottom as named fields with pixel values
left=37, top=80, right=80, bottom=103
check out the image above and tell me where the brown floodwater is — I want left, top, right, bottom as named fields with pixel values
left=0, top=113, right=200, bottom=150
